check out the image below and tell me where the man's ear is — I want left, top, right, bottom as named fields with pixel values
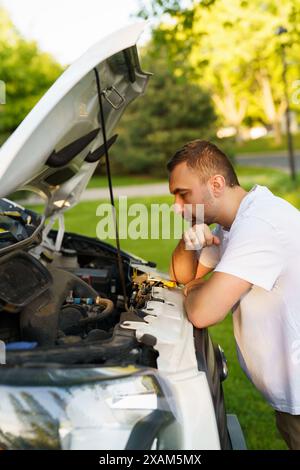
left=210, top=174, right=226, bottom=197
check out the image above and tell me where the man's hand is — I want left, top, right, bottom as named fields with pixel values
left=183, top=223, right=220, bottom=251
left=170, top=223, right=219, bottom=284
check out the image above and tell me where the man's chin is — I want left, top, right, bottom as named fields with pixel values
left=183, top=215, right=212, bottom=226
left=194, top=217, right=211, bottom=225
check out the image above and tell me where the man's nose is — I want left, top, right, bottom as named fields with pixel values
left=173, top=200, right=184, bottom=215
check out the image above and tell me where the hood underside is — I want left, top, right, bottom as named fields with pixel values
left=0, top=22, right=150, bottom=217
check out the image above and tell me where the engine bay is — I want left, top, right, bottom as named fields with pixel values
left=0, top=199, right=178, bottom=368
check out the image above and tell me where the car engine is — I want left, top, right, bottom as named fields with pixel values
left=0, top=199, right=175, bottom=368
left=0, top=199, right=235, bottom=450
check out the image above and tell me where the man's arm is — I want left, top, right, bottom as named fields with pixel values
left=169, top=224, right=220, bottom=284
left=184, top=271, right=252, bottom=328
left=184, top=216, right=285, bottom=328
left=169, top=237, right=215, bottom=284
left=169, top=237, right=199, bottom=284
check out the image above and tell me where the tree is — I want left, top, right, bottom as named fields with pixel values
left=108, top=44, right=217, bottom=176
left=0, top=7, right=63, bottom=136
left=138, top=0, right=300, bottom=143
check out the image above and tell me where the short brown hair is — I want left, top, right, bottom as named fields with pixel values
left=167, top=140, right=239, bottom=187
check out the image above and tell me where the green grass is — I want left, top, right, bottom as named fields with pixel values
left=228, top=133, right=300, bottom=155
left=87, top=175, right=166, bottom=189
left=60, top=195, right=178, bottom=269
left=28, top=165, right=300, bottom=450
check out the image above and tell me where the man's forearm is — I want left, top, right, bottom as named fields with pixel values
left=169, top=237, right=198, bottom=284
left=184, top=272, right=251, bottom=329
left=184, top=280, right=219, bottom=329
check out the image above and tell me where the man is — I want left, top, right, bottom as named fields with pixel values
left=168, top=139, right=300, bottom=450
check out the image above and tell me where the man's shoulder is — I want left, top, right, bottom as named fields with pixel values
left=230, top=214, right=280, bottom=241
left=239, top=188, right=300, bottom=233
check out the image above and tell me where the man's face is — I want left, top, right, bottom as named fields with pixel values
left=169, top=161, right=218, bottom=226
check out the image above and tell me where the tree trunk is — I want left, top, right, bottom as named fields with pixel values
left=273, top=120, right=282, bottom=145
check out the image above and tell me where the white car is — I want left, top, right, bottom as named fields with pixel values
left=0, top=22, right=246, bottom=450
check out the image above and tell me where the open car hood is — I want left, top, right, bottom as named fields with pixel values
left=0, top=22, right=150, bottom=217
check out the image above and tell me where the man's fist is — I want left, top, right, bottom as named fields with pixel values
left=183, top=223, right=220, bottom=251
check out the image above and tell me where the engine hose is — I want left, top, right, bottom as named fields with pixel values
left=78, top=298, right=114, bottom=326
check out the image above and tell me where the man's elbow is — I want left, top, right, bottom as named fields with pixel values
left=176, top=274, right=195, bottom=285
left=187, top=310, right=212, bottom=329
left=185, top=304, right=227, bottom=329
left=168, top=267, right=195, bottom=285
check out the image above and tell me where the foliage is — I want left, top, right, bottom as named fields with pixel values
left=0, top=7, right=63, bottom=134
left=108, top=44, right=217, bottom=176
left=138, top=0, right=300, bottom=143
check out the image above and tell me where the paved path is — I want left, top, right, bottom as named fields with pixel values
left=18, top=151, right=300, bottom=205
left=19, top=182, right=171, bottom=205
left=236, top=151, right=300, bottom=172
left=82, top=182, right=170, bottom=200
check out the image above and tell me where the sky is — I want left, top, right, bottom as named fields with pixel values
left=0, top=0, right=151, bottom=65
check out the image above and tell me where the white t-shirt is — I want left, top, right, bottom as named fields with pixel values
left=198, top=184, right=300, bottom=414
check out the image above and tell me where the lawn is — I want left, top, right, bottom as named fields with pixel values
left=28, top=165, right=300, bottom=450
left=227, top=132, right=300, bottom=155
left=87, top=175, right=165, bottom=189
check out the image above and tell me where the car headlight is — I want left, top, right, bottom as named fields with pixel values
left=0, top=366, right=177, bottom=450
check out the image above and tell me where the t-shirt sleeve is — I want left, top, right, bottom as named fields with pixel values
left=214, top=216, right=284, bottom=291
left=197, top=224, right=221, bottom=268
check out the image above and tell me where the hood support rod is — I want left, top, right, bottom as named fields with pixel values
left=93, top=67, right=129, bottom=311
